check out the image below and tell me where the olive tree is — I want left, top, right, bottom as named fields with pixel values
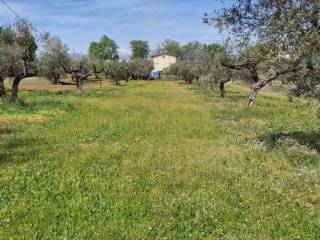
left=62, top=56, right=92, bottom=93
left=219, top=43, right=283, bottom=104
left=204, top=0, right=320, bottom=106
left=104, top=61, right=128, bottom=85
left=127, top=59, right=153, bottom=80
left=0, top=25, right=18, bottom=102
left=198, top=43, right=232, bottom=96
left=39, top=36, right=70, bottom=84
left=91, top=60, right=105, bottom=80
left=0, top=19, right=46, bottom=102
left=167, top=41, right=230, bottom=96
left=167, top=61, right=199, bottom=84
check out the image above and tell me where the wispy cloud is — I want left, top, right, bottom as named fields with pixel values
left=0, top=0, right=226, bottom=54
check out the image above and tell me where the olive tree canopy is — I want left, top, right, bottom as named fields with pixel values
left=204, top=0, right=320, bottom=104
left=39, top=36, right=70, bottom=84
left=0, top=19, right=46, bottom=101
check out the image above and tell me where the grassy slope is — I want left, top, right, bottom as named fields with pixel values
left=0, top=81, right=319, bottom=239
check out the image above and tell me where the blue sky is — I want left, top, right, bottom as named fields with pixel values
left=0, top=0, right=227, bottom=58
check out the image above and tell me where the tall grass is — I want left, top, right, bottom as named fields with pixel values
left=0, top=81, right=319, bottom=239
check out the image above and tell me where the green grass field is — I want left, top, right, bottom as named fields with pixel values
left=0, top=80, right=319, bottom=239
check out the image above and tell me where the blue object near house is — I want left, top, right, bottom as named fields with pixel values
left=151, top=71, right=161, bottom=79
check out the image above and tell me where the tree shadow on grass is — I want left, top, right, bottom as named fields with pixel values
left=0, top=134, right=45, bottom=166
left=260, top=131, right=320, bottom=153
left=0, top=127, right=12, bottom=136
left=0, top=97, right=74, bottom=115
left=225, top=93, right=250, bottom=102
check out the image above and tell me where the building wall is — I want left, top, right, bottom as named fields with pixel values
left=152, top=55, right=177, bottom=72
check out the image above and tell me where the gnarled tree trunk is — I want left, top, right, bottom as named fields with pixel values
left=248, top=80, right=269, bottom=107
left=219, top=81, right=225, bottom=98
left=209, top=80, right=215, bottom=93
left=0, top=73, right=5, bottom=104
left=53, top=74, right=61, bottom=85
left=11, top=73, right=36, bottom=102
left=0, top=72, right=6, bottom=104
left=63, top=65, right=91, bottom=93
left=223, top=59, right=295, bottom=106
left=114, top=79, right=121, bottom=86
left=75, top=75, right=82, bottom=93
left=186, top=76, right=193, bottom=84
left=11, top=74, right=23, bottom=102
left=92, top=64, right=98, bottom=79
left=11, top=59, right=36, bottom=102
left=248, top=68, right=292, bottom=107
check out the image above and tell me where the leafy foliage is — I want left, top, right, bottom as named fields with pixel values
left=204, top=0, right=320, bottom=102
left=153, top=39, right=182, bottom=58
left=0, top=19, right=45, bottom=101
left=104, top=61, right=128, bottom=85
left=167, top=42, right=228, bottom=87
left=88, top=35, right=119, bottom=61
left=39, top=36, right=70, bottom=84
left=0, top=19, right=38, bottom=77
left=103, top=58, right=153, bottom=82
left=167, top=60, right=198, bottom=84
left=130, top=40, right=150, bottom=59
left=127, top=59, right=153, bottom=80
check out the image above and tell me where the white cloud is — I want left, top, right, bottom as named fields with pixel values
left=0, top=0, right=225, bottom=53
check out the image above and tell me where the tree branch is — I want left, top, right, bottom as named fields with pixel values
left=62, top=64, right=72, bottom=74
left=248, top=67, right=295, bottom=107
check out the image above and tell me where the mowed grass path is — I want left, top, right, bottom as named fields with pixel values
left=0, top=81, right=319, bottom=239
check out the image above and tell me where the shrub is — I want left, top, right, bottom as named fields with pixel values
left=105, top=61, right=128, bottom=85
left=127, top=59, right=153, bottom=80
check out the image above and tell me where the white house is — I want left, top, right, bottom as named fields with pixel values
left=152, top=54, right=177, bottom=72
